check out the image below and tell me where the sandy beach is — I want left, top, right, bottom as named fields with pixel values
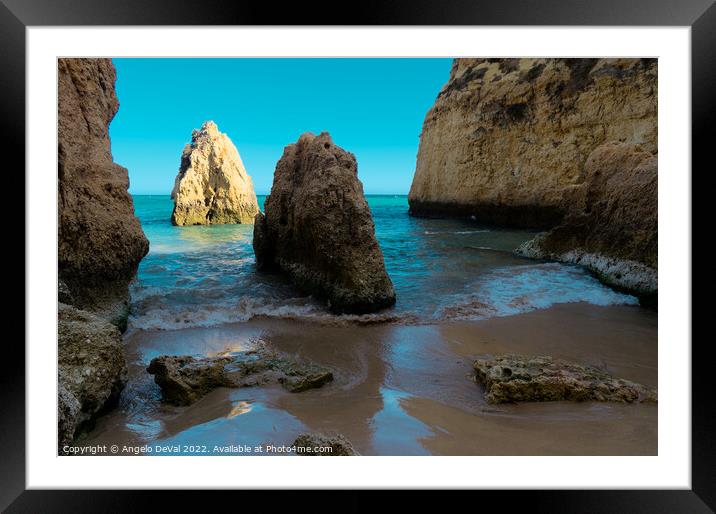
left=75, top=301, right=657, bottom=456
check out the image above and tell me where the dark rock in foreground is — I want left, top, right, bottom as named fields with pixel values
left=58, top=58, right=149, bottom=327
left=146, top=355, right=234, bottom=406
left=253, top=132, right=396, bottom=314
left=58, top=58, right=145, bottom=451
left=293, top=433, right=359, bottom=456
left=147, top=348, right=333, bottom=406
left=473, top=354, right=657, bottom=404
left=58, top=303, right=127, bottom=448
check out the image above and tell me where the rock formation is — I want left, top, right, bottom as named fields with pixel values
left=58, top=304, right=127, bottom=448
left=473, top=354, right=657, bottom=404
left=58, top=58, right=147, bottom=449
left=517, top=142, right=657, bottom=301
left=408, top=58, right=657, bottom=299
left=253, top=132, right=396, bottom=314
left=293, top=433, right=359, bottom=456
left=409, top=58, right=657, bottom=227
left=58, top=58, right=149, bottom=327
left=147, top=348, right=334, bottom=406
left=171, top=121, right=259, bottom=226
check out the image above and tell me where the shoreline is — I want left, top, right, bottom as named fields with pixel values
left=74, top=301, right=657, bottom=456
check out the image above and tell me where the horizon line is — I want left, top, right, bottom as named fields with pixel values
left=130, top=192, right=411, bottom=196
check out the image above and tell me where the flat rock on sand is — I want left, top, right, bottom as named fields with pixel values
left=253, top=132, right=395, bottom=314
left=473, top=354, right=657, bottom=404
left=147, top=349, right=333, bottom=406
left=293, top=433, right=359, bottom=456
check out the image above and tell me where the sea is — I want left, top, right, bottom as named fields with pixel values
left=128, top=194, right=638, bottom=331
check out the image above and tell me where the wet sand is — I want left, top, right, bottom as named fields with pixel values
left=76, top=302, right=657, bottom=455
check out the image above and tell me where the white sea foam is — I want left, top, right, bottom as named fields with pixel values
left=129, top=296, right=323, bottom=330
left=434, top=263, right=639, bottom=321
left=128, top=197, right=644, bottom=332
left=423, top=230, right=491, bottom=235
left=129, top=264, right=637, bottom=330
left=128, top=294, right=419, bottom=330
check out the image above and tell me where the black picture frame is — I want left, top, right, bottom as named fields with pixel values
left=5, top=0, right=711, bottom=510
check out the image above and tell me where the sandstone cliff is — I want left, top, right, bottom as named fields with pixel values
left=58, top=58, right=149, bottom=326
left=409, top=58, right=657, bottom=228
left=171, top=121, right=259, bottom=226
left=409, top=58, right=657, bottom=300
left=517, top=142, right=657, bottom=300
left=253, top=132, right=396, bottom=314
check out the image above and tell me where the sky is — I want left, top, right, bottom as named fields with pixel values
left=110, top=58, right=452, bottom=195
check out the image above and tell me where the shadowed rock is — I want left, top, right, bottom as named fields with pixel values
left=171, top=121, right=259, bottom=226
left=58, top=304, right=128, bottom=448
left=253, top=132, right=396, bottom=314
left=517, top=142, right=657, bottom=302
left=58, top=58, right=147, bottom=450
left=58, top=58, right=149, bottom=327
left=473, top=354, right=657, bottom=404
left=293, top=433, right=359, bottom=456
left=58, top=279, right=74, bottom=305
left=147, top=348, right=334, bottom=406
left=58, top=380, right=81, bottom=450
left=146, top=355, right=234, bottom=406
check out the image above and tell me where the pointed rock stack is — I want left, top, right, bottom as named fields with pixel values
left=171, top=121, right=259, bottom=226
left=253, top=132, right=396, bottom=314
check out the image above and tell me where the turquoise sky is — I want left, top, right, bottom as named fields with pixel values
left=110, top=58, right=452, bottom=195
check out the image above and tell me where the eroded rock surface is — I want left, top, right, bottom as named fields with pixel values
left=171, top=121, right=259, bottom=226
left=253, top=132, right=395, bottom=314
left=517, top=142, right=657, bottom=300
left=58, top=303, right=128, bottom=448
left=293, top=433, right=359, bottom=456
left=58, top=58, right=149, bottom=325
left=473, top=354, right=657, bottom=404
left=147, top=348, right=334, bottom=406
left=409, top=58, right=657, bottom=228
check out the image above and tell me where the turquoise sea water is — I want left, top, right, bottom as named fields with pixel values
left=129, top=195, right=638, bottom=330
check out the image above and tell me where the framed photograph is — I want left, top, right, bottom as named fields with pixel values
left=7, top=0, right=711, bottom=509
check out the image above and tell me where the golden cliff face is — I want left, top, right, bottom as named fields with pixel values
left=171, top=121, right=259, bottom=226
left=517, top=142, right=658, bottom=301
left=408, top=58, right=657, bottom=228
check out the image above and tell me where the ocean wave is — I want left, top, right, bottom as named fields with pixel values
left=129, top=296, right=319, bottom=330
left=128, top=294, right=420, bottom=331
left=128, top=196, right=643, bottom=332
left=434, top=263, right=639, bottom=321
left=128, top=263, right=637, bottom=331
left=423, top=230, right=491, bottom=235
left=130, top=285, right=169, bottom=303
